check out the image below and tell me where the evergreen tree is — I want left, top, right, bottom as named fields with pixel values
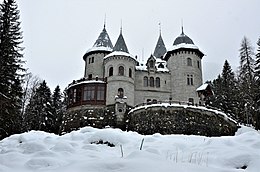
left=238, top=36, right=255, bottom=125
left=254, top=37, right=260, bottom=129
left=220, top=60, right=239, bottom=117
left=24, top=80, right=54, bottom=132
left=51, top=85, right=64, bottom=134
left=0, top=0, right=24, bottom=139
left=207, top=60, right=238, bottom=119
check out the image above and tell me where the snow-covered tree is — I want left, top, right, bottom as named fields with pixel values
left=208, top=60, right=238, bottom=119
left=51, top=85, right=64, bottom=134
left=254, top=37, right=260, bottom=129
left=237, top=37, right=256, bottom=125
left=24, top=80, right=54, bottom=132
left=0, top=0, right=24, bottom=139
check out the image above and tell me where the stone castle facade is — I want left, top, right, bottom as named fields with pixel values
left=67, top=24, right=205, bottom=114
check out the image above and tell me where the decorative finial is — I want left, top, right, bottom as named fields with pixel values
left=120, top=19, right=123, bottom=34
left=181, top=19, right=184, bottom=34
left=104, top=14, right=106, bottom=28
left=159, top=21, right=161, bottom=35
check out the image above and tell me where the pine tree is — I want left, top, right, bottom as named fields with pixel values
left=51, top=85, right=64, bottom=134
left=24, top=80, right=54, bottom=132
left=220, top=60, right=239, bottom=117
left=0, top=0, right=24, bottom=139
left=208, top=60, right=238, bottom=119
left=254, top=37, right=260, bottom=129
left=238, top=36, right=255, bottom=125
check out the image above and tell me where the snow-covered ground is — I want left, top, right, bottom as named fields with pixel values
left=0, top=126, right=259, bottom=172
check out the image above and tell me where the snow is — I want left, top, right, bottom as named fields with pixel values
left=104, top=51, right=136, bottom=60
left=129, top=102, right=236, bottom=123
left=85, top=46, right=113, bottom=55
left=68, top=80, right=105, bottom=89
left=168, top=43, right=204, bottom=55
left=196, top=83, right=209, bottom=91
left=1, top=126, right=260, bottom=172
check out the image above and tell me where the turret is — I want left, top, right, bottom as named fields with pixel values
left=165, top=27, right=204, bottom=104
left=104, top=27, right=137, bottom=107
left=83, top=25, right=113, bottom=79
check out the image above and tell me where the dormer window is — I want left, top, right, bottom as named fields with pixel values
left=158, top=63, right=164, bottom=68
left=149, top=60, right=155, bottom=68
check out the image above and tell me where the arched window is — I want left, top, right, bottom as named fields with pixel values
left=187, top=58, right=192, bottom=66
left=109, top=67, right=113, bottom=76
left=144, top=76, right=148, bottom=87
left=150, top=77, right=154, bottom=87
left=129, top=68, right=132, bottom=78
left=118, top=66, right=124, bottom=76
left=156, top=77, right=160, bottom=87
left=118, top=88, right=124, bottom=98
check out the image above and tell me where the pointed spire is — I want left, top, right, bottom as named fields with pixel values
left=104, top=14, right=106, bottom=29
left=93, top=26, right=113, bottom=49
left=113, top=26, right=129, bottom=53
left=153, top=28, right=167, bottom=59
left=181, top=19, right=184, bottom=35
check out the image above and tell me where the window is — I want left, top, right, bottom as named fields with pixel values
left=156, top=77, right=160, bottom=88
left=188, top=98, right=194, bottom=105
left=109, top=67, right=113, bottom=76
left=187, top=75, right=194, bottom=85
left=152, top=99, right=157, bottom=104
left=118, top=66, right=124, bottom=76
left=118, top=88, right=124, bottom=98
left=149, top=60, right=154, bottom=68
left=88, top=74, right=92, bottom=79
left=143, top=76, right=148, bottom=87
left=187, top=58, right=192, bottom=66
left=73, top=89, right=77, bottom=102
left=83, top=86, right=95, bottom=100
left=91, top=57, right=94, bottom=63
left=129, top=68, right=132, bottom=78
left=158, top=63, right=164, bottom=68
left=197, top=61, right=200, bottom=68
left=97, top=85, right=105, bottom=100
left=88, top=58, right=91, bottom=64
left=150, top=77, right=154, bottom=87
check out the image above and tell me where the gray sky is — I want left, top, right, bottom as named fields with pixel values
left=17, top=0, right=260, bottom=91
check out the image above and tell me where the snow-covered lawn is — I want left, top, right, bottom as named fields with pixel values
left=0, top=126, right=259, bottom=172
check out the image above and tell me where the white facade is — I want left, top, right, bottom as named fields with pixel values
left=81, top=26, right=204, bottom=107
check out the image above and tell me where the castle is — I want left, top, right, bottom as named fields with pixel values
left=67, top=24, right=206, bottom=116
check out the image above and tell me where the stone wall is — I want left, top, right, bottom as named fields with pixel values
left=127, top=105, right=238, bottom=136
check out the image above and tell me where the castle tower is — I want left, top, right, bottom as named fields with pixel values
left=83, top=25, right=113, bottom=79
left=104, top=28, right=137, bottom=108
left=164, top=27, right=204, bottom=104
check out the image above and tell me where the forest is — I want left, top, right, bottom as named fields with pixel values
left=0, top=0, right=260, bottom=140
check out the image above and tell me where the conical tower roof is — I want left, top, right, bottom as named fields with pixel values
left=93, top=26, right=113, bottom=49
left=153, top=33, right=167, bottom=59
left=84, top=26, right=113, bottom=59
left=113, top=29, right=129, bottom=53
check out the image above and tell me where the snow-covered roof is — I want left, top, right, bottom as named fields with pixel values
left=196, top=83, right=209, bottom=91
left=135, top=57, right=169, bottom=72
left=84, top=27, right=113, bottom=56
left=153, top=34, right=167, bottom=58
left=85, top=46, right=113, bottom=54
left=104, top=51, right=136, bottom=60
left=168, top=43, right=199, bottom=52
left=68, top=80, right=106, bottom=89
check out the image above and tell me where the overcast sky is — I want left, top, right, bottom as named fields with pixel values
left=17, top=0, right=260, bottom=91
